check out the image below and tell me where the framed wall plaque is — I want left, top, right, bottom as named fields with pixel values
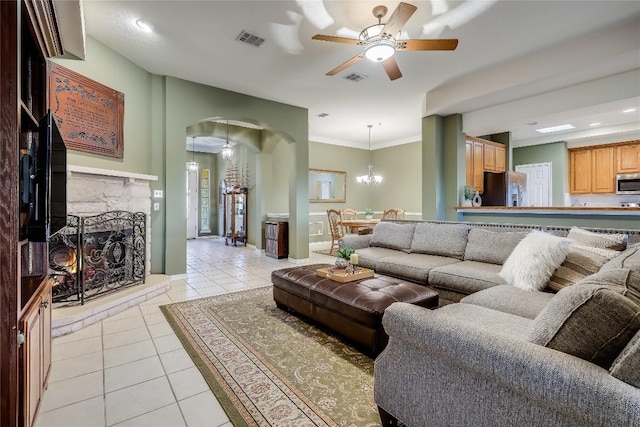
left=47, top=62, right=125, bottom=158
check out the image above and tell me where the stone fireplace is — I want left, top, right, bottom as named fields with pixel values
left=51, top=166, right=168, bottom=336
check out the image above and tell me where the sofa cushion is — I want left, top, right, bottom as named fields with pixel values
left=463, top=229, right=528, bottom=265
left=528, top=284, right=640, bottom=368
left=577, top=268, right=640, bottom=306
left=601, top=242, right=640, bottom=271
left=351, top=247, right=402, bottom=270
left=428, top=261, right=506, bottom=295
left=499, top=231, right=572, bottom=291
left=461, top=285, right=555, bottom=320
left=369, top=222, right=416, bottom=253
left=547, top=247, right=609, bottom=292
left=435, top=303, right=532, bottom=339
left=410, top=222, right=469, bottom=260
left=376, top=253, right=460, bottom=284
left=610, top=329, right=640, bottom=387
left=567, top=226, right=628, bottom=259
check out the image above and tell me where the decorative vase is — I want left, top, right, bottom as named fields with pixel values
left=335, top=258, right=348, bottom=269
left=365, top=215, right=373, bottom=220
left=462, top=199, right=473, bottom=207
left=472, top=191, right=482, bottom=207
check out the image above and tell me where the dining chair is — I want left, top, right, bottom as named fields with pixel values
left=326, top=209, right=344, bottom=255
left=341, top=208, right=357, bottom=234
left=382, top=208, right=405, bottom=220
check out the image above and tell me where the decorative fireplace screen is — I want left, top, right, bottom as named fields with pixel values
left=49, top=211, right=146, bottom=304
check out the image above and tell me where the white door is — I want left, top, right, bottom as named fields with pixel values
left=516, top=162, right=552, bottom=207
left=186, top=166, right=199, bottom=239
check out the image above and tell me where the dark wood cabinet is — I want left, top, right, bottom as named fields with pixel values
left=265, top=222, right=288, bottom=259
left=0, top=2, right=62, bottom=426
left=223, top=187, right=248, bottom=246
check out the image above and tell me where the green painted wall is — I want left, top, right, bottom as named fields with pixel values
left=371, top=142, right=422, bottom=213
left=513, top=141, right=569, bottom=206
left=51, top=38, right=153, bottom=174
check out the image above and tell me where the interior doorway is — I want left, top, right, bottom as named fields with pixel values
left=186, top=165, right=199, bottom=239
left=515, top=162, right=552, bottom=207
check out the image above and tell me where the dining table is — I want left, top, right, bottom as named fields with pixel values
left=339, top=218, right=380, bottom=234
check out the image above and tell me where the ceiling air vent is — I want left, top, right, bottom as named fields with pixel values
left=317, top=113, right=329, bottom=118
left=344, top=73, right=367, bottom=82
left=236, top=30, right=265, bottom=47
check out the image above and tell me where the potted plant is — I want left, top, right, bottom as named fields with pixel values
left=462, top=186, right=473, bottom=207
left=364, top=208, right=374, bottom=220
left=335, top=248, right=355, bottom=268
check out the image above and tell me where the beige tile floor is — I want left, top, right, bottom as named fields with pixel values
left=37, top=238, right=333, bottom=427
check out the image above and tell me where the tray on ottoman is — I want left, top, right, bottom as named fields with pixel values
left=316, top=266, right=374, bottom=282
left=272, top=263, right=438, bottom=356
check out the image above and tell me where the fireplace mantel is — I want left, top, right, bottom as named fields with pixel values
left=68, top=165, right=158, bottom=183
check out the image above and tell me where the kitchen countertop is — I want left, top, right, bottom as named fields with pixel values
left=456, top=206, right=640, bottom=215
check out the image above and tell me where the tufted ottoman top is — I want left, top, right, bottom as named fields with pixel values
left=272, top=264, right=438, bottom=327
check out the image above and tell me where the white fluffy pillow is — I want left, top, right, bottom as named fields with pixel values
left=500, top=231, right=572, bottom=291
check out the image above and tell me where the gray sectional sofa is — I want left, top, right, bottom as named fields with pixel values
left=339, top=220, right=640, bottom=426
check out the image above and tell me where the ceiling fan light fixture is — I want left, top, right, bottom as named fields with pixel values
left=364, top=39, right=395, bottom=62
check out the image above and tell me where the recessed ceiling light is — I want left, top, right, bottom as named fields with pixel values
left=136, top=19, right=153, bottom=33
left=623, top=108, right=637, bottom=113
left=535, top=124, right=575, bottom=134
left=526, top=121, right=538, bottom=126
left=589, top=122, right=601, bottom=127
left=317, top=113, right=329, bottom=118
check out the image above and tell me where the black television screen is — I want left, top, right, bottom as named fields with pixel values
left=28, top=111, right=66, bottom=241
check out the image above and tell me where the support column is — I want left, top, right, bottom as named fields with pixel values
left=443, top=114, right=465, bottom=221
left=288, top=140, right=309, bottom=260
left=422, top=115, right=444, bottom=220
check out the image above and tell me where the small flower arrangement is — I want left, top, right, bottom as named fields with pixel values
left=337, top=248, right=355, bottom=260
left=463, top=186, right=474, bottom=200
left=363, top=208, right=374, bottom=216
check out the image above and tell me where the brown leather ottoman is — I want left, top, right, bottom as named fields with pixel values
left=271, top=263, right=439, bottom=356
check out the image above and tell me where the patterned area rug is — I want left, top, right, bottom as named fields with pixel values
left=312, top=248, right=336, bottom=256
left=160, top=287, right=379, bottom=427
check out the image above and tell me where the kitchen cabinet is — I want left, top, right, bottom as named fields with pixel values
left=265, top=221, right=288, bottom=259
left=616, top=142, right=640, bottom=174
left=495, top=145, right=506, bottom=172
left=20, top=281, right=52, bottom=427
left=472, top=140, right=484, bottom=192
left=483, top=143, right=496, bottom=171
left=591, top=147, right=615, bottom=193
left=466, top=136, right=507, bottom=193
left=569, top=149, right=592, bottom=193
left=569, top=145, right=619, bottom=194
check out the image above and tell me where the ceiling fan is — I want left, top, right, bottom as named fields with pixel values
left=312, top=2, right=458, bottom=81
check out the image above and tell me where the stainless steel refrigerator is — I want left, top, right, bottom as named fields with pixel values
left=482, top=171, right=527, bottom=206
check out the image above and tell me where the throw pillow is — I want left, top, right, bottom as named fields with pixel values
left=499, top=231, right=572, bottom=291
left=567, top=227, right=628, bottom=259
left=464, top=228, right=529, bottom=265
left=369, top=222, right=416, bottom=253
left=528, top=284, right=640, bottom=369
left=577, top=267, right=640, bottom=306
left=610, top=329, right=640, bottom=388
left=601, top=242, right=640, bottom=271
left=410, top=222, right=469, bottom=260
left=547, top=247, right=609, bottom=292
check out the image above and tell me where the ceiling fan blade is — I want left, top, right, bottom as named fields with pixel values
left=381, top=2, right=417, bottom=38
left=397, top=39, right=459, bottom=51
left=312, top=35, right=360, bottom=45
left=381, top=57, right=402, bottom=81
left=326, top=53, right=365, bottom=76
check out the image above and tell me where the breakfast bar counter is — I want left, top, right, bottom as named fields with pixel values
left=456, top=206, right=640, bottom=216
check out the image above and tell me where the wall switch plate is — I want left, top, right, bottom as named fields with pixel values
left=154, top=190, right=163, bottom=198
left=153, top=202, right=160, bottom=211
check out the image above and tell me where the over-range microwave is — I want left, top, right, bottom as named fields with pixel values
left=616, top=173, right=640, bottom=195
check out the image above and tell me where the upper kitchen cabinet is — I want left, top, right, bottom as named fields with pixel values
left=616, top=142, right=640, bottom=174
left=591, top=146, right=615, bottom=193
left=466, top=136, right=507, bottom=193
left=570, top=149, right=592, bottom=194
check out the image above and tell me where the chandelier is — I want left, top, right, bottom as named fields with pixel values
left=221, top=120, right=234, bottom=161
left=187, top=136, right=198, bottom=172
left=356, top=124, right=382, bottom=185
